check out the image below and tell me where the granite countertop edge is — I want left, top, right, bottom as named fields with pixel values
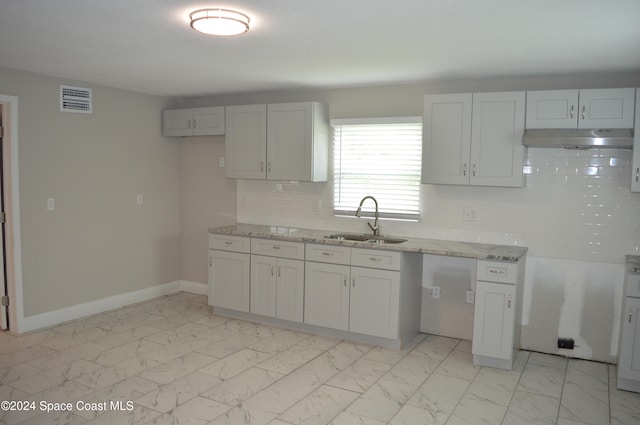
left=209, top=223, right=528, bottom=263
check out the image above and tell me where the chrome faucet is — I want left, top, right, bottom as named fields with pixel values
left=355, top=196, right=379, bottom=236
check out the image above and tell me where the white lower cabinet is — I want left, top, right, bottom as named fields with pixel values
left=618, top=263, right=640, bottom=393
left=349, top=267, right=400, bottom=339
left=251, top=255, right=304, bottom=322
left=304, top=261, right=351, bottom=331
left=209, top=249, right=251, bottom=312
left=250, top=239, right=305, bottom=323
left=472, top=260, right=522, bottom=370
left=472, top=281, right=515, bottom=359
left=304, top=244, right=419, bottom=344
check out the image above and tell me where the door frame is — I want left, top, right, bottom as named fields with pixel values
left=0, top=94, right=25, bottom=333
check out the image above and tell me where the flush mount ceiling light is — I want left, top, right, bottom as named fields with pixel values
left=190, top=8, right=250, bottom=36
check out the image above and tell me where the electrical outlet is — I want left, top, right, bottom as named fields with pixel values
left=219, top=157, right=225, bottom=168
left=137, top=194, right=144, bottom=205
left=432, top=286, right=440, bottom=299
left=557, top=338, right=575, bottom=349
left=313, top=199, right=322, bottom=212
left=463, top=207, right=478, bottom=222
left=466, top=290, right=475, bottom=304
left=47, top=198, right=55, bottom=211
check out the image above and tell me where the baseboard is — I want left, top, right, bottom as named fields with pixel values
left=179, top=280, right=208, bottom=295
left=21, top=281, right=182, bottom=333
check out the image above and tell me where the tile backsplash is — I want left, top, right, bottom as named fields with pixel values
left=237, top=148, right=640, bottom=263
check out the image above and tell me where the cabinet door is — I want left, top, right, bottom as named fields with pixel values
left=276, top=258, right=305, bottom=322
left=349, top=267, right=399, bottom=339
left=163, top=109, right=194, bottom=136
left=304, top=262, right=350, bottom=331
left=619, top=297, right=640, bottom=381
left=193, top=107, right=225, bottom=136
left=267, top=102, right=329, bottom=182
left=472, top=281, right=515, bottom=360
left=422, top=93, right=472, bottom=185
left=525, top=90, right=579, bottom=129
left=251, top=255, right=277, bottom=317
left=470, top=92, right=525, bottom=187
left=225, top=104, right=267, bottom=179
left=579, top=88, right=635, bottom=129
left=210, top=250, right=250, bottom=312
left=632, top=90, right=640, bottom=193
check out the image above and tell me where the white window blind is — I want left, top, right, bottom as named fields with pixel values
left=332, top=117, right=422, bottom=221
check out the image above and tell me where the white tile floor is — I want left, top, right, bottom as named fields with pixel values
left=1, top=292, right=639, bottom=425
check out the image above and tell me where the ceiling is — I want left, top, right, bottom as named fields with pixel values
left=1, top=0, right=639, bottom=98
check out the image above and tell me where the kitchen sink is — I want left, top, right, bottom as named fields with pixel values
left=324, top=233, right=371, bottom=241
left=324, top=233, right=407, bottom=244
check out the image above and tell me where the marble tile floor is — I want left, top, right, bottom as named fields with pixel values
left=1, top=292, right=639, bottom=425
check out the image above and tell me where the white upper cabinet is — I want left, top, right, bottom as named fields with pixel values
left=471, top=92, right=526, bottom=187
left=631, top=90, right=640, bottom=193
left=422, top=91, right=525, bottom=187
left=163, top=106, right=225, bottom=136
left=526, top=88, right=635, bottom=129
left=225, top=104, right=268, bottom=179
left=225, top=102, right=329, bottom=181
left=422, top=93, right=472, bottom=186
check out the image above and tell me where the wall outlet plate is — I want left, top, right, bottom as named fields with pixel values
left=432, top=286, right=440, bottom=299
left=557, top=338, right=575, bottom=349
left=466, top=290, right=475, bottom=304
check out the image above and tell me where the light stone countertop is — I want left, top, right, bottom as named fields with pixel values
left=209, top=223, right=528, bottom=262
left=627, top=255, right=640, bottom=274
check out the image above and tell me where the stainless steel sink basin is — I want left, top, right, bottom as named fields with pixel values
left=324, top=233, right=407, bottom=244
left=324, top=233, right=371, bottom=241
left=368, top=236, right=407, bottom=244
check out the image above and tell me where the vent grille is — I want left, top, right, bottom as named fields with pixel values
left=60, top=85, right=92, bottom=113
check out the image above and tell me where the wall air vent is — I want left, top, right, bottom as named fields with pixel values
left=60, top=85, right=92, bottom=113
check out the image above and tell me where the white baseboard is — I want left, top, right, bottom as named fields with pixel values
left=22, top=281, right=183, bottom=333
left=179, top=280, right=208, bottom=295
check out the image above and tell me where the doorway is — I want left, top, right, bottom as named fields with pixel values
left=0, top=94, right=24, bottom=333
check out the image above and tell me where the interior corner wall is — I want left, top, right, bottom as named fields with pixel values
left=0, top=67, right=181, bottom=317
left=179, top=136, right=236, bottom=284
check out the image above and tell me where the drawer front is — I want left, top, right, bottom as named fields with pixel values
left=626, top=273, right=640, bottom=298
left=209, top=234, right=251, bottom=253
left=477, top=260, right=518, bottom=284
left=305, top=244, right=351, bottom=265
left=251, top=238, right=305, bottom=260
left=351, top=248, right=401, bottom=271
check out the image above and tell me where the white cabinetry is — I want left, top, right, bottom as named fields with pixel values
left=305, top=261, right=351, bottom=331
left=225, top=102, right=329, bottom=181
left=525, top=88, right=635, bottom=129
left=422, top=91, right=525, bottom=187
left=632, top=90, right=640, bottom=193
left=208, top=235, right=250, bottom=312
left=472, top=260, right=523, bottom=370
left=617, top=259, right=640, bottom=393
left=304, top=244, right=351, bottom=331
left=250, top=239, right=305, bottom=322
left=304, top=244, right=420, bottom=344
left=163, top=106, right=225, bottom=136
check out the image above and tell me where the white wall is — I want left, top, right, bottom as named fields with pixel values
left=179, top=73, right=640, bottom=362
left=0, top=67, right=182, bottom=319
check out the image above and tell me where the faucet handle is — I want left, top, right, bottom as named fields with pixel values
left=367, top=222, right=379, bottom=235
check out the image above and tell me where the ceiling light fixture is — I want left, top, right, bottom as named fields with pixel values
left=189, top=8, right=250, bottom=36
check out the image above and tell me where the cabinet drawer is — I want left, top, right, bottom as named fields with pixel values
left=305, top=244, right=351, bottom=265
left=477, top=260, right=518, bottom=284
left=351, top=248, right=401, bottom=271
left=251, top=238, right=305, bottom=260
left=209, top=234, right=250, bottom=253
left=626, top=273, right=640, bottom=298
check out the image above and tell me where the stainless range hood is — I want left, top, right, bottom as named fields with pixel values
left=522, top=128, right=634, bottom=149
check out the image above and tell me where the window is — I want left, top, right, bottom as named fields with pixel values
left=332, top=117, right=422, bottom=221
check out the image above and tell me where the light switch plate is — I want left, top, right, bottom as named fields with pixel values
left=466, top=290, right=475, bottom=304
left=47, top=198, right=55, bottom=211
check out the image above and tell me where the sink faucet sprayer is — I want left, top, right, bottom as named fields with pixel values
left=355, top=196, right=379, bottom=236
